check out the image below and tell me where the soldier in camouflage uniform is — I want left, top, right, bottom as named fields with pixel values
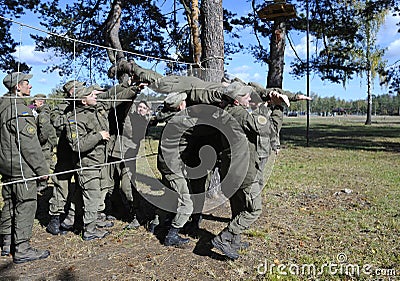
left=32, top=94, right=58, bottom=194
left=0, top=72, right=50, bottom=263
left=212, top=82, right=287, bottom=260
left=66, top=80, right=141, bottom=240
left=46, top=80, right=86, bottom=235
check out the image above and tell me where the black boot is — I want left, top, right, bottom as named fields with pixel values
left=211, top=228, right=239, bottom=260
left=46, top=215, right=61, bottom=235
left=13, top=241, right=50, bottom=264
left=164, top=227, right=190, bottom=247
left=231, top=233, right=250, bottom=251
left=83, top=221, right=110, bottom=241
left=60, top=212, right=75, bottom=232
left=1, top=234, right=11, bottom=256
left=182, top=214, right=202, bottom=238
left=96, top=212, right=114, bottom=228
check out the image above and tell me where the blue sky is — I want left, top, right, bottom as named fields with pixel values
left=1, top=3, right=399, bottom=101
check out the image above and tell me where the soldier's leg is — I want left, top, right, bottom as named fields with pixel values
left=13, top=180, right=50, bottom=264
left=0, top=181, right=13, bottom=256
left=163, top=174, right=192, bottom=247
left=98, top=161, right=117, bottom=223
left=78, top=170, right=110, bottom=241
left=227, top=182, right=263, bottom=235
left=47, top=173, right=72, bottom=235
left=121, top=165, right=141, bottom=230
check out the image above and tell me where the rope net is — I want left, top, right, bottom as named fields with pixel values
left=0, top=15, right=229, bottom=187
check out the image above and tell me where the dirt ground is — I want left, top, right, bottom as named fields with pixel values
left=1, top=117, right=399, bottom=281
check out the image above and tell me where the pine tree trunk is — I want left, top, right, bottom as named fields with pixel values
left=267, top=19, right=286, bottom=88
left=199, top=0, right=224, bottom=82
left=104, top=0, right=125, bottom=64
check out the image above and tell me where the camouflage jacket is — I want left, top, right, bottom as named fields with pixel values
left=0, top=93, right=48, bottom=179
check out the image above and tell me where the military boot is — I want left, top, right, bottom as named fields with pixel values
left=164, top=227, right=190, bottom=247
left=96, top=212, right=114, bottom=228
left=13, top=241, right=50, bottom=264
left=83, top=222, right=110, bottom=241
left=182, top=214, right=202, bottom=238
left=46, top=215, right=61, bottom=235
left=231, top=233, right=250, bottom=251
left=60, top=212, right=75, bottom=232
left=1, top=234, right=11, bottom=256
left=211, top=228, right=239, bottom=260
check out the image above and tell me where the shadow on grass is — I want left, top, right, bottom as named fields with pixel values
left=281, top=123, right=400, bottom=152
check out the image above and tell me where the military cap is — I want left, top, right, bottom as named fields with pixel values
left=3, top=72, right=33, bottom=90
left=73, top=87, right=92, bottom=98
left=164, top=92, right=187, bottom=109
left=33, top=94, right=46, bottom=100
left=87, top=84, right=106, bottom=92
left=223, top=81, right=254, bottom=100
left=63, top=80, right=86, bottom=93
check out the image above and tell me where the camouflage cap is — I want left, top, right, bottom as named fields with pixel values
left=87, top=84, right=106, bottom=92
left=3, top=72, right=33, bottom=90
left=33, top=93, right=47, bottom=100
left=223, top=81, right=254, bottom=100
left=164, top=92, right=187, bottom=109
left=63, top=80, right=86, bottom=94
left=73, top=87, right=92, bottom=98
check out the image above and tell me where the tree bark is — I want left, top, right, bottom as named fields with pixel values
left=267, top=19, right=286, bottom=88
left=199, top=0, right=224, bottom=82
left=104, top=0, right=125, bottom=64
left=191, top=0, right=201, bottom=65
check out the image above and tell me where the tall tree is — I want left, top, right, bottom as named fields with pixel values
left=352, top=0, right=389, bottom=125
left=33, top=0, right=171, bottom=81
left=199, top=0, right=224, bottom=82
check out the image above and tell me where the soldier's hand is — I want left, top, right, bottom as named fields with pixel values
left=136, top=82, right=149, bottom=89
left=99, top=131, right=110, bottom=141
left=296, top=94, right=312, bottom=101
left=269, top=91, right=290, bottom=107
left=270, top=91, right=290, bottom=107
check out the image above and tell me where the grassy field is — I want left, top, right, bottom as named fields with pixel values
left=0, top=115, right=399, bottom=280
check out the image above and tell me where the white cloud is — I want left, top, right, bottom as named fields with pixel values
left=286, top=34, right=317, bottom=59
left=12, top=45, right=55, bottom=66
left=386, top=38, right=400, bottom=60
left=377, top=14, right=400, bottom=45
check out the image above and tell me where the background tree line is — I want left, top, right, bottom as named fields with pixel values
left=289, top=92, right=400, bottom=116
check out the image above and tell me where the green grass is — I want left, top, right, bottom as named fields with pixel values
left=257, top=115, right=400, bottom=280
left=0, top=115, right=399, bottom=280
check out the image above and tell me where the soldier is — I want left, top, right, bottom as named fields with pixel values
left=66, top=79, right=141, bottom=240
left=0, top=72, right=50, bottom=263
left=32, top=94, right=57, bottom=194
left=212, top=82, right=288, bottom=260
left=100, top=96, right=150, bottom=228
left=156, top=92, right=198, bottom=247
left=46, top=80, right=86, bottom=235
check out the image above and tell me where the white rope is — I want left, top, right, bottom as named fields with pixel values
left=0, top=15, right=199, bottom=67
left=0, top=153, right=153, bottom=187
left=12, top=24, right=30, bottom=190
left=71, top=41, right=84, bottom=170
left=0, top=14, right=242, bottom=188
left=0, top=96, right=165, bottom=104
left=112, top=50, right=124, bottom=161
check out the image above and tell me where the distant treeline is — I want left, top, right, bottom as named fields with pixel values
left=289, top=93, right=400, bottom=115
